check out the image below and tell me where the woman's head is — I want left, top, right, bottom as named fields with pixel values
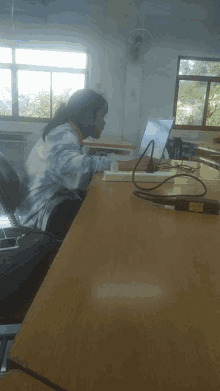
left=42, top=89, right=108, bottom=142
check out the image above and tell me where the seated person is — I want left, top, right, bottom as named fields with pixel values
left=18, top=88, right=139, bottom=240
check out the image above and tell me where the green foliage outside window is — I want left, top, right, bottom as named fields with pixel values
left=0, top=88, right=73, bottom=118
left=18, top=88, right=72, bottom=118
left=176, top=58, right=220, bottom=127
left=0, top=48, right=86, bottom=120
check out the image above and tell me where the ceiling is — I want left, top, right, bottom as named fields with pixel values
left=102, top=0, right=220, bottom=38
left=0, top=0, right=219, bottom=41
left=24, top=0, right=53, bottom=5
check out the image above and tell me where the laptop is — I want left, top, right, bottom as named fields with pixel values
left=114, top=118, right=174, bottom=162
left=137, top=118, right=174, bottom=163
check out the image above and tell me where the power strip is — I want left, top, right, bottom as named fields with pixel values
left=102, top=171, right=175, bottom=183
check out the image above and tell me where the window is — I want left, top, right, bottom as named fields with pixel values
left=0, top=47, right=87, bottom=122
left=173, top=56, right=220, bottom=131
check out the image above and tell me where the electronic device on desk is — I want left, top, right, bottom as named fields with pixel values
left=166, top=139, right=220, bottom=171
left=103, top=118, right=175, bottom=182
left=166, top=137, right=197, bottom=160
left=101, top=122, right=220, bottom=213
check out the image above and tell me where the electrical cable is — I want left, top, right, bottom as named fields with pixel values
left=132, top=140, right=208, bottom=204
left=158, top=160, right=201, bottom=172
left=148, top=139, right=155, bottom=162
left=158, top=159, right=201, bottom=174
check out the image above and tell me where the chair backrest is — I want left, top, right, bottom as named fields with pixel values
left=0, top=152, right=21, bottom=212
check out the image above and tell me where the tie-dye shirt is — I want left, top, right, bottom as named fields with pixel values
left=18, top=124, right=115, bottom=231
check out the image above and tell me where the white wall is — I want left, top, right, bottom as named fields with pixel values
left=124, top=34, right=220, bottom=150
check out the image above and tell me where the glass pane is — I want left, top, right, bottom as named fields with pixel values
left=18, top=70, right=50, bottom=118
left=0, top=47, right=12, bottom=63
left=175, top=80, right=207, bottom=125
left=16, top=49, right=87, bottom=68
left=52, top=73, right=85, bottom=116
left=179, top=59, right=220, bottom=77
left=0, top=69, right=12, bottom=116
left=206, top=82, right=220, bottom=126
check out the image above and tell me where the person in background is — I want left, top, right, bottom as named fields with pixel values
left=18, top=88, right=136, bottom=240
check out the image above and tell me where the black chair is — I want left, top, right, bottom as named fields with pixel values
left=0, top=152, right=87, bottom=327
left=45, top=196, right=85, bottom=240
left=0, top=152, right=30, bottom=235
left=0, top=152, right=61, bottom=326
left=0, top=323, right=21, bottom=376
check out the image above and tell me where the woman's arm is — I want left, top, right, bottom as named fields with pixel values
left=48, top=131, right=114, bottom=190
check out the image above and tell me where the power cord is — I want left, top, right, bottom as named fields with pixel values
left=132, top=140, right=220, bottom=215
left=158, top=159, right=201, bottom=174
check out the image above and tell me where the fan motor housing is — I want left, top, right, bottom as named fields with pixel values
left=127, top=28, right=152, bottom=62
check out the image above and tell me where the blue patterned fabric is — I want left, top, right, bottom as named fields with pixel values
left=18, top=124, right=114, bottom=231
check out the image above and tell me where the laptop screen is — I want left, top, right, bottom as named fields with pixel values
left=138, top=118, right=174, bottom=161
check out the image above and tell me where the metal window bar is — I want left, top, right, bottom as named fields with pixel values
left=11, top=48, right=19, bottom=118
left=202, top=79, right=211, bottom=127
left=0, top=49, right=87, bottom=121
left=173, top=56, right=220, bottom=131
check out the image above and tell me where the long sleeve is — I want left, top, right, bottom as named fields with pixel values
left=48, top=128, right=114, bottom=192
left=19, top=124, right=117, bottom=231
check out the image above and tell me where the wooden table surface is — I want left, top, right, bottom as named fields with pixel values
left=8, top=162, right=220, bottom=390
left=0, top=370, right=54, bottom=390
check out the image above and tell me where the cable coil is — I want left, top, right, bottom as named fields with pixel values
left=132, top=140, right=208, bottom=204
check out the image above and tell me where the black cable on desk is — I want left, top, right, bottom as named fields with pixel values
left=131, top=140, right=209, bottom=204
left=158, top=159, right=201, bottom=174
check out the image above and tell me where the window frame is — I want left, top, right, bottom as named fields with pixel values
left=0, top=47, right=88, bottom=123
left=173, top=55, right=220, bottom=131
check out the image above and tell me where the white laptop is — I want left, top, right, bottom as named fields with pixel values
left=137, top=118, right=174, bottom=162
left=111, top=118, right=174, bottom=162
left=103, top=118, right=175, bottom=182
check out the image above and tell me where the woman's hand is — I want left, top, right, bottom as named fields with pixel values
left=94, top=151, right=108, bottom=157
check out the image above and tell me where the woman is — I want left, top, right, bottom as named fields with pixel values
left=18, top=89, right=119, bottom=240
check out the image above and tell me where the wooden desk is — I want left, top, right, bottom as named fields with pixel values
left=7, top=164, right=220, bottom=390
left=83, top=136, right=137, bottom=157
left=0, top=370, right=54, bottom=390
